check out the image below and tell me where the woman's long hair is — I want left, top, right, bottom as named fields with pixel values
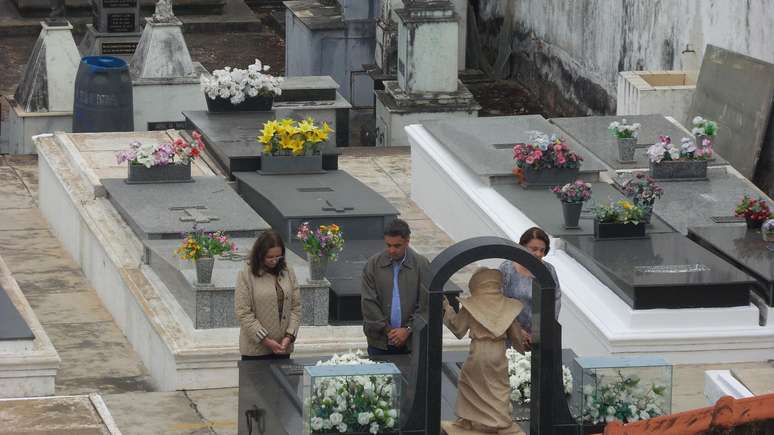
left=518, top=226, right=551, bottom=255
left=249, top=230, right=287, bottom=277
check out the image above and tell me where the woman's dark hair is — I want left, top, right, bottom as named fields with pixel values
left=384, top=218, right=411, bottom=239
left=518, top=226, right=550, bottom=255
left=249, top=230, right=287, bottom=277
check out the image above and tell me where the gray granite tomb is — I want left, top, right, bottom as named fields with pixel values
left=0, top=286, right=35, bottom=341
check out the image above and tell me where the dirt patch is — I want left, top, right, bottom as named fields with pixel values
left=467, top=79, right=560, bottom=119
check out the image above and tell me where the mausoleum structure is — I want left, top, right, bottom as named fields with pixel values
left=0, top=20, right=80, bottom=154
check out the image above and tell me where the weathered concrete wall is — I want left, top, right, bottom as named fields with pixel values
left=474, top=0, right=774, bottom=115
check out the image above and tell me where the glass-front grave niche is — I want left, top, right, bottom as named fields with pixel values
left=550, top=114, right=729, bottom=171
left=689, top=225, right=774, bottom=306
left=562, top=233, right=755, bottom=309
left=574, top=356, right=672, bottom=429
left=613, top=171, right=760, bottom=234
left=237, top=354, right=458, bottom=435
left=422, top=115, right=607, bottom=185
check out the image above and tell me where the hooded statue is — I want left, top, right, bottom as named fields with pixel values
left=443, top=267, right=526, bottom=435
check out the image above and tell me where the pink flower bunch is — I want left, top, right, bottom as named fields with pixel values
left=513, top=132, right=583, bottom=170
left=647, top=135, right=712, bottom=163
left=115, top=132, right=205, bottom=168
left=551, top=180, right=592, bottom=203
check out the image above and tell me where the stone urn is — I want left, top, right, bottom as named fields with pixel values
left=616, top=137, right=638, bottom=162
left=195, top=256, right=215, bottom=285
left=308, top=253, right=328, bottom=282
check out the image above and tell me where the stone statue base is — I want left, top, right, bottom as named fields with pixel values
left=441, top=420, right=526, bottom=435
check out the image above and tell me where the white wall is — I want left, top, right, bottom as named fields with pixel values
left=476, top=0, right=774, bottom=114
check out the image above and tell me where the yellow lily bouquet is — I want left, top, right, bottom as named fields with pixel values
left=257, top=117, right=333, bottom=156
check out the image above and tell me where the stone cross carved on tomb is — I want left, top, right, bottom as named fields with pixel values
left=151, top=0, right=175, bottom=22
left=170, top=206, right=219, bottom=223
left=402, top=237, right=574, bottom=435
left=321, top=200, right=354, bottom=213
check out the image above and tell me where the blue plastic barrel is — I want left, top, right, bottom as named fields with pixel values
left=72, top=56, right=133, bottom=133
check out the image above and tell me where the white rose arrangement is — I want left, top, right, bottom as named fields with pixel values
left=581, top=371, right=668, bottom=424
left=507, top=349, right=573, bottom=404
left=200, top=59, right=283, bottom=105
left=309, top=351, right=399, bottom=434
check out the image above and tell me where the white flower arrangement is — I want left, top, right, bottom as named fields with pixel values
left=200, top=59, right=283, bottom=105
left=691, top=116, right=718, bottom=137
left=608, top=119, right=641, bottom=139
left=308, top=351, right=399, bottom=434
left=581, top=371, right=668, bottom=424
left=507, top=349, right=572, bottom=404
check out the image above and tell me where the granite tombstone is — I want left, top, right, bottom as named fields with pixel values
left=79, top=0, right=142, bottom=59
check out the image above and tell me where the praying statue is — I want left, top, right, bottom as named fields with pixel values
left=151, top=0, right=175, bottom=22
left=442, top=268, right=526, bottom=435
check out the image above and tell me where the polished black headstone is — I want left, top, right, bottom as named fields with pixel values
left=493, top=181, right=676, bottom=237
left=551, top=115, right=729, bottom=171
left=688, top=226, right=774, bottom=306
left=101, top=177, right=270, bottom=239
left=0, top=286, right=35, bottom=341
left=234, top=170, right=399, bottom=242
left=563, top=233, right=754, bottom=309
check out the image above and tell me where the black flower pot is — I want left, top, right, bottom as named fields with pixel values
left=561, top=201, right=583, bottom=229
left=126, top=163, right=192, bottom=184
left=593, top=220, right=646, bottom=239
left=518, top=166, right=580, bottom=189
left=205, top=94, right=273, bottom=112
left=746, top=216, right=764, bottom=229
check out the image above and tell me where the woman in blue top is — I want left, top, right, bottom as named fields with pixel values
left=498, top=227, right=561, bottom=349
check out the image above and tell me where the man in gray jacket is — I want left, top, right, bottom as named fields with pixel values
left=361, top=219, right=430, bottom=356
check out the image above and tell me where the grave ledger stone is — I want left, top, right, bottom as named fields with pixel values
left=79, top=0, right=142, bottom=60
left=0, top=20, right=80, bottom=154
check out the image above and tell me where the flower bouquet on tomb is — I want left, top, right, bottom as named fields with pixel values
left=297, top=222, right=344, bottom=282
left=734, top=194, right=773, bottom=230
left=175, top=226, right=237, bottom=285
left=551, top=180, right=593, bottom=229
left=200, top=59, right=283, bottom=112
left=591, top=199, right=647, bottom=239
left=257, top=118, right=334, bottom=174
left=115, top=131, right=205, bottom=184
left=608, top=119, right=641, bottom=162
left=622, top=172, right=664, bottom=224
left=512, top=130, right=583, bottom=189
left=646, top=135, right=711, bottom=180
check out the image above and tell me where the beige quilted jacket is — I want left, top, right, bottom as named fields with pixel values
left=234, top=263, right=301, bottom=356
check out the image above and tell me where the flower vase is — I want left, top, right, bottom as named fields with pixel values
left=308, top=253, right=328, bottom=282
left=561, top=201, right=583, bottom=229
left=745, top=216, right=764, bottom=230
left=195, top=257, right=215, bottom=285
left=634, top=202, right=654, bottom=224
left=762, top=219, right=774, bottom=242
left=511, top=401, right=530, bottom=422
left=616, top=137, right=638, bottom=162
left=126, top=162, right=192, bottom=184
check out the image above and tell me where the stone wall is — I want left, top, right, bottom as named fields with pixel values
left=472, top=0, right=774, bottom=116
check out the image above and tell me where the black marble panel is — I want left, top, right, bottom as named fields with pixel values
left=494, top=181, right=676, bottom=237
left=688, top=226, right=774, bottom=305
left=563, top=233, right=754, bottom=309
left=101, top=177, right=270, bottom=239
left=233, top=170, right=399, bottom=242
left=551, top=115, right=729, bottom=171
left=0, top=286, right=34, bottom=341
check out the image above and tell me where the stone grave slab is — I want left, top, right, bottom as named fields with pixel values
left=688, top=226, right=774, bottom=306
left=550, top=114, right=729, bottom=171
left=493, top=181, right=676, bottom=237
left=688, top=45, right=774, bottom=182
left=275, top=75, right=339, bottom=102
left=614, top=171, right=766, bottom=234
left=101, top=176, right=270, bottom=240
left=234, top=170, right=399, bottom=242
left=563, top=233, right=754, bottom=309
left=0, top=285, right=34, bottom=341
left=144, top=238, right=307, bottom=328
left=423, top=115, right=606, bottom=184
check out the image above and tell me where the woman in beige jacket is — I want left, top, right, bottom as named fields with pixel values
left=235, top=230, right=302, bottom=360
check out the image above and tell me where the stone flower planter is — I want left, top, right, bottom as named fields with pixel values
left=517, top=166, right=580, bottom=189
left=195, top=257, right=215, bottom=285
left=260, top=154, right=323, bottom=174
left=594, top=220, right=646, bottom=240
left=205, top=95, right=273, bottom=112
left=617, top=137, right=638, bottom=162
left=308, top=253, right=329, bottom=282
left=649, top=159, right=707, bottom=181
left=126, top=163, right=192, bottom=184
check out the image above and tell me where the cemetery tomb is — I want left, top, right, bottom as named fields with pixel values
left=550, top=114, right=729, bottom=171
left=0, top=285, right=35, bottom=344
left=613, top=171, right=768, bottom=235
left=423, top=115, right=607, bottom=184
left=101, top=176, right=270, bottom=240
left=562, top=233, right=755, bottom=310
left=689, top=226, right=774, bottom=306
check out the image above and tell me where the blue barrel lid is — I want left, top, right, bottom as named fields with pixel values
left=81, top=56, right=128, bottom=72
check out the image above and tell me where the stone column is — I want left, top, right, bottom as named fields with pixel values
left=300, top=277, right=330, bottom=326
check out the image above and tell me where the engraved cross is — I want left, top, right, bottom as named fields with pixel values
left=170, top=206, right=220, bottom=223
left=321, top=200, right=354, bottom=213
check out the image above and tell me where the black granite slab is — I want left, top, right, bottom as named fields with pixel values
left=0, top=286, right=34, bottom=341
left=494, top=181, right=676, bottom=237
left=101, top=177, right=270, bottom=240
left=614, top=171, right=767, bottom=234
left=234, top=170, right=399, bottom=242
left=688, top=226, right=774, bottom=306
left=423, top=115, right=606, bottom=183
left=550, top=115, right=729, bottom=171
left=563, top=233, right=754, bottom=309
left=184, top=110, right=341, bottom=179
